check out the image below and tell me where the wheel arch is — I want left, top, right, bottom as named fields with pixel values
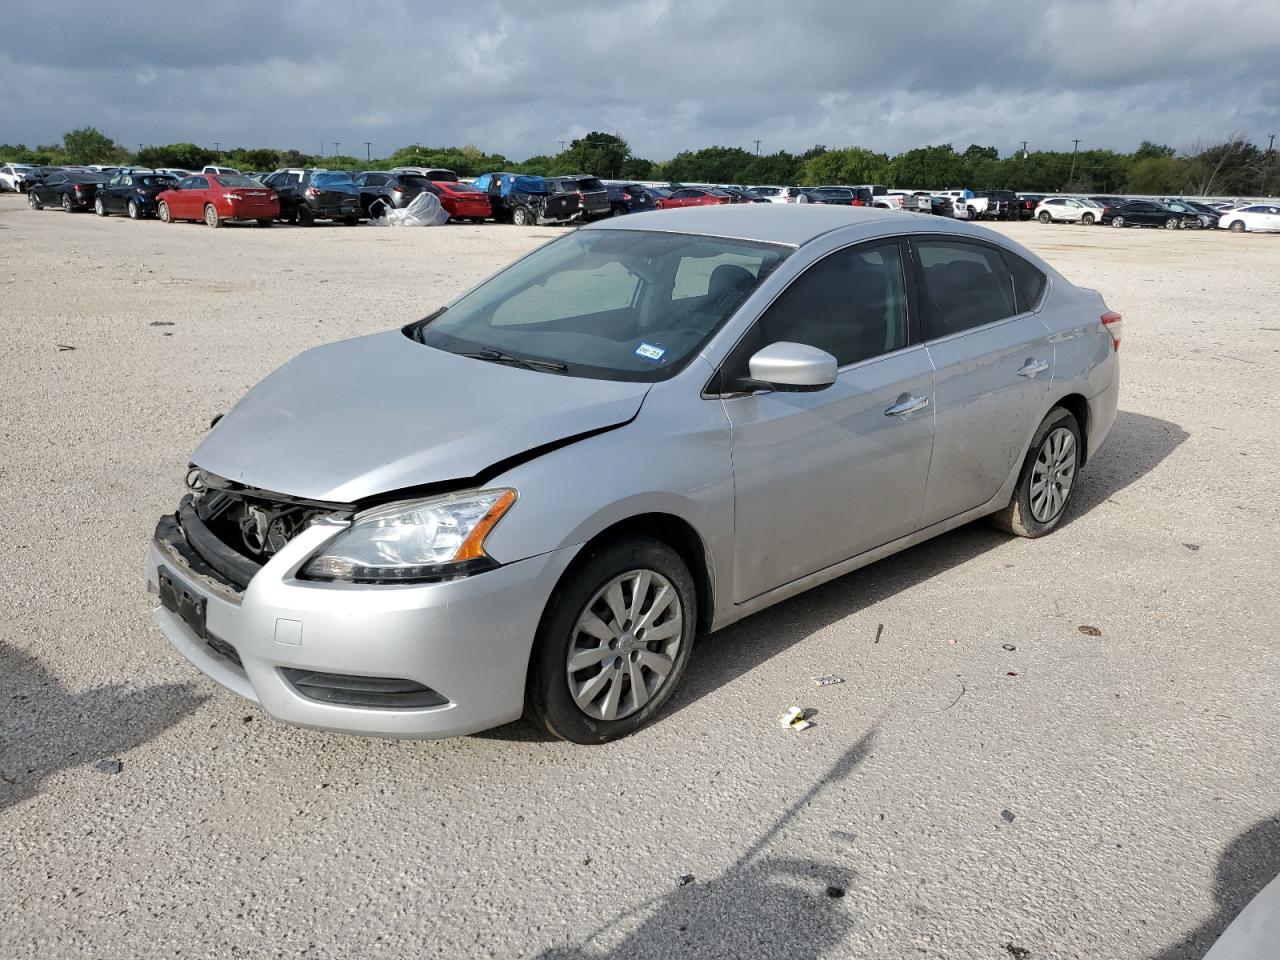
left=1051, top=393, right=1091, bottom=465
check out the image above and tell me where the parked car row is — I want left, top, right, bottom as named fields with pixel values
left=1032, top=195, right=1279, bottom=231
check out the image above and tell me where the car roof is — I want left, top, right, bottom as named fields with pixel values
left=583, top=204, right=915, bottom=247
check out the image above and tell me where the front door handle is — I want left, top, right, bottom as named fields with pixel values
left=1017, top=359, right=1050, bottom=378
left=885, top=395, right=930, bottom=417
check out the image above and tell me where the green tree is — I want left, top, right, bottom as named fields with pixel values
left=1126, top=156, right=1183, bottom=194
left=619, top=156, right=655, bottom=180
left=136, top=142, right=214, bottom=169
left=799, top=147, right=889, bottom=186
left=63, top=127, right=125, bottom=164
left=230, top=148, right=282, bottom=171
left=558, top=132, right=630, bottom=178
left=739, top=151, right=801, bottom=186
left=664, top=146, right=757, bottom=184
left=888, top=145, right=967, bottom=189
left=1133, top=140, right=1176, bottom=161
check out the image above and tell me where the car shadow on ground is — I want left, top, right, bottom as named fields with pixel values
left=0, top=642, right=206, bottom=814
left=532, top=728, right=877, bottom=959
left=480, top=409, right=1187, bottom=741
left=1152, top=814, right=1280, bottom=959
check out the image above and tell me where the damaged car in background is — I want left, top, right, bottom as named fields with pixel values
left=146, top=205, right=1120, bottom=744
left=471, top=172, right=590, bottom=226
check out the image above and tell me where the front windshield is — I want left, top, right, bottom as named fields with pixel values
left=418, top=229, right=791, bottom=382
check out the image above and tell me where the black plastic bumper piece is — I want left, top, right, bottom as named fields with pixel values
left=279, top=669, right=449, bottom=709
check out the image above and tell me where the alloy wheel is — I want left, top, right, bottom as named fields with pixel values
left=566, top=570, right=683, bottom=722
left=1029, top=427, right=1077, bottom=523
left=128, top=200, right=139, bottom=220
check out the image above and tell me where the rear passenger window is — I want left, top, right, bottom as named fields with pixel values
left=737, top=240, right=909, bottom=368
left=1003, top=252, right=1048, bottom=312
left=915, top=240, right=1017, bottom=338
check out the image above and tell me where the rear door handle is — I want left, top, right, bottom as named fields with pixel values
left=885, top=395, right=930, bottom=417
left=1017, top=359, right=1050, bottom=378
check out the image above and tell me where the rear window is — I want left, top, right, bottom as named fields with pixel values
left=314, top=173, right=354, bottom=187
left=753, top=187, right=781, bottom=196
left=576, top=178, right=605, bottom=191
left=211, top=174, right=261, bottom=188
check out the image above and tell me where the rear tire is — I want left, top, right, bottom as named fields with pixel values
left=989, top=408, right=1082, bottom=538
left=512, top=205, right=532, bottom=226
left=1228, top=220, right=1246, bottom=233
left=28, top=191, right=43, bottom=210
left=204, top=203, right=222, bottom=228
left=1038, top=211, right=1051, bottom=224
left=297, top=203, right=315, bottom=226
left=1111, top=215, right=1125, bottom=228
left=257, top=218, right=273, bottom=227
left=62, top=194, right=72, bottom=212
left=158, top=201, right=171, bottom=223
left=526, top=536, right=697, bottom=745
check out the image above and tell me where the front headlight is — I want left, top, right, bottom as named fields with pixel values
left=301, top=488, right=517, bottom=583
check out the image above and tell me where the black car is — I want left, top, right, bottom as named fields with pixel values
left=20, top=165, right=68, bottom=191
left=354, top=171, right=440, bottom=219
left=807, top=186, right=873, bottom=206
left=720, top=186, right=771, bottom=204
left=970, top=189, right=1025, bottom=220
left=929, top=195, right=956, bottom=217
left=261, top=169, right=361, bottom=225
left=26, top=170, right=107, bottom=212
left=93, top=170, right=179, bottom=219
left=1106, top=199, right=1192, bottom=229
left=545, top=176, right=610, bottom=220
left=1159, top=198, right=1221, bottom=229
left=604, top=182, right=657, bottom=216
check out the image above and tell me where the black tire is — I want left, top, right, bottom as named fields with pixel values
left=1081, top=213, right=1095, bottom=225
left=297, top=203, right=315, bottom=226
left=342, top=215, right=359, bottom=226
left=1111, top=215, right=1125, bottom=228
left=157, top=200, right=171, bottom=223
left=94, top=197, right=107, bottom=217
left=204, top=203, right=222, bottom=228
left=1165, top=217, right=1179, bottom=230
left=62, top=193, right=72, bottom=212
left=257, top=218, right=273, bottom=227
left=989, top=407, right=1082, bottom=538
left=512, top=205, right=532, bottom=226
left=1038, top=210, right=1051, bottom=224
left=526, top=536, right=697, bottom=744
left=611, top=205, right=627, bottom=217
left=128, top=200, right=140, bottom=220
left=1228, top=220, right=1245, bottom=233
left=28, top=191, right=43, bottom=210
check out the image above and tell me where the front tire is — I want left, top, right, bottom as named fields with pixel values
left=158, top=200, right=171, bottom=223
left=512, top=205, right=532, bottom=226
left=28, top=191, right=43, bottom=210
left=1038, top=211, right=1051, bottom=224
left=1081, top=213, right=1095, bottom=225
left=990, top=408, right=1082, bottom=538
left=94, top=197, right=107, bottom=217
left=1228, top=220, right=1246, bottom=233
left=526, top=536, right=697, bottom=744
left=61, top=194, right=72, bottom=213
left=1165, top=217, right=1180, bottom=229
left=128, top=200, right=140, bottom=220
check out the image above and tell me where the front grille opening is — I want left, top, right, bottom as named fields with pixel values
left=206, top=635, right=244, bottom=669
left=279, top=669, right=449, bottom=709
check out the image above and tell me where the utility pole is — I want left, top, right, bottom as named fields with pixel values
left=1265, top=134, right=1276, bottom=196
left=334, top=142, right=341, bottom=157
left=364, top=141, right=372, bottom=162
left=137, top=143, right=143, bottom=155
left=1019, top=140, right=1028, bottom=160
left=214, top=141, right=221, bottom=154
left=558, top=140, right=566, bottom=152
left=753, top=139, right=761, bottom=156
left=1067, top=139, right=1081, bottom=189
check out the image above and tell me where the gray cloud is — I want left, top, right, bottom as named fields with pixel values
left=2, top=0, right=1277, bottom=160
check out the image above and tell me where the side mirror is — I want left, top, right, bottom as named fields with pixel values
left=740, top=342, right=837, bottom=393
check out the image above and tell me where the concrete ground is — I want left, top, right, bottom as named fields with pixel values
left=1, top=195, right=1277, bottom=960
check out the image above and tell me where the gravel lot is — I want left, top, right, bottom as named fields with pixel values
left=2, top=195, right=1278, bottom=960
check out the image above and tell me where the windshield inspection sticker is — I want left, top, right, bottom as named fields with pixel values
left=635, top=342, right=667, bottom=362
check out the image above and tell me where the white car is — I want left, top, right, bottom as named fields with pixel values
left=0, top=163, right=33, bottom=192
left=1035, top=197, right=1102, bottom=225
left=1218, top=204, right=1280, bottom=233
left=748, top=186, right=809, bottom=204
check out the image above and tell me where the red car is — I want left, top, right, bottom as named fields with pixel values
left=433, top=181, right=493, bottom=222
left=157, top=173, right=280, bottom=228
left=655, top=187, right=740, bottom=210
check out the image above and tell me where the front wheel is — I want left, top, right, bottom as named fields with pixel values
left=1038, top=211, right=1051, bottom=224
left=128, top=200, right=140, bottom=220
left=204, top=204, right=222, bottom=228
left=512, top=205, right=532, bottom=226
left=526, top=537, right=697, bottom=744
left=989, top=408, right=1082, bottom=538
left=1081, top=213, right=1095, bottom=225
left=1228, top=220, right=1246, bottom=233
left=158, top=201, right=171, bottom=223
left=1111, top=216, right=1125, bottom=228
left=1165, top=217, right=1180, bottom=230
left=61, top=194, right=72, bottom=212
left=94, top=197, right=107, bottom=217
left=28, top=191, right=43, bottom=210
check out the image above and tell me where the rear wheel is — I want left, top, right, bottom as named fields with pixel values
left=1081, top=213, right=1095, bottom=225
left=157, top=200, right=171, bottom=223
left=342, top=215, right=359, bottom=226
left=94, top=197, right=107, bottom=217
left=527, top=536, right=697, bottom=744
left=1038, top=210, right=1051, bottom=224
left=61, top=193, right=72, bottom=212
left=512, top=205, right=532, bottom=226
left=1111, top=215, right=1125, bottom=228
left=28, top=191, right=42, bottom=210
left=611, top=205, right=627, bottom=217
left=989, top=408, right=1082, bottom=538
left=128, top=200, right=140, bottom=220
left=204, top=203, right=222, bottom=228
left=1228, top=220, right=1246, bottom=233
left=297, top=203, right=315, bottom=226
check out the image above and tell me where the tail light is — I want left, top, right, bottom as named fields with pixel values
left=1100, top=311, right=1123, bottom=351
left=392, top=185, right=406, bottom=193
left=305, top=186, right=322, bottom=198
left=622, top=192, right=632, bottom=201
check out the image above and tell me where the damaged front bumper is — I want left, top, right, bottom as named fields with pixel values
left=144, top=505, right=577, bottom=739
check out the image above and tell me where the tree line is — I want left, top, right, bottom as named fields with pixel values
left=4, top=127, right=1276, bottom=197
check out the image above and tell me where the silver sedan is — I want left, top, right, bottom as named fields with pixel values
left=145, top=205, right=1121, bottom=743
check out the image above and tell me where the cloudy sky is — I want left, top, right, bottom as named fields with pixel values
left=3, top=0, right=1278, bottom=161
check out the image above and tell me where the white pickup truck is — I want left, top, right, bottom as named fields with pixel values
left=854, top=184, right=904, bottom=210
left=936, top=189, right=987, bottom=220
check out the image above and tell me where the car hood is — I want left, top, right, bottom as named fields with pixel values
left=191, top=330, right=651, bottom=503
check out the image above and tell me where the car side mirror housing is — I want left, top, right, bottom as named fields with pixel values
left=737, top=342, right=838, bottom=393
